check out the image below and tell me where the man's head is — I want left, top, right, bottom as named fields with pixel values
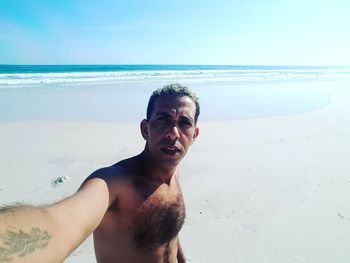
left=141, top=84, right=200, bottom=167
left=146, top=83, right=200, bottom=125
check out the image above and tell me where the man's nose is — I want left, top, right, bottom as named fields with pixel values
left=165, top=125, right=180, bottom=140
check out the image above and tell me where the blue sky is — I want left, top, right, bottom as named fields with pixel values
left=0, top=0, right=349, bottom=65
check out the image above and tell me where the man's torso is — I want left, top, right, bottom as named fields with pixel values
left=90, top=158, right=185, bottom=263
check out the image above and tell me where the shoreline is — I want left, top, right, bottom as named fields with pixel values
left=1, top=78, right=348, bottom=123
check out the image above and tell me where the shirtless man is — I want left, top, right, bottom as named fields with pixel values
left=0, top=83, right=199, bottom=263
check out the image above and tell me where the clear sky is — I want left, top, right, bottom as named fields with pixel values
left=0, top=0, right=349, bottom=65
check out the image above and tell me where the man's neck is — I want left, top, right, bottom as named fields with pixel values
left=139, top=150, right=178, bottom=185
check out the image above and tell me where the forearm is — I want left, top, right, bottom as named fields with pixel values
left=0, top=204, right=64, bottom=263
left=0, top=178, right=109, bottom=263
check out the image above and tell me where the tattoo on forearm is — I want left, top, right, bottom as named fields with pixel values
left=0, top=228, right=51, bottom=262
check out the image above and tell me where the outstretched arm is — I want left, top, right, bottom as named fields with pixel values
left=0, top=178, right=109, bottom=263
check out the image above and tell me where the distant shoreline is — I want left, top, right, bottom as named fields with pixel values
left=1, top=65, right=350, bottom=87
left=1, top=77, right=348, bottom=123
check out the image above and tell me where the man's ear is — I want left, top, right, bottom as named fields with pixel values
left=191, top=127, right=199, bottom=143
left=140, top=119, right=149, bottom=140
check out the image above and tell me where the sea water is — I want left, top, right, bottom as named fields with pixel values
left=0, top=65, right=349, bottom=122
left=1, top=65, right=350, bottom=87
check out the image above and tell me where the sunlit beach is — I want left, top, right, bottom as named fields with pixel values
left=1, top=0, right=350, bottom=262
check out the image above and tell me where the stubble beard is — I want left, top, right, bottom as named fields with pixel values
left=145, top=143, right=185, bottom=171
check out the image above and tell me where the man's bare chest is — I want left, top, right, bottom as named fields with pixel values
left=106, top=184, right=186, bottom=250
left=132, top=191, right=185, bottom=249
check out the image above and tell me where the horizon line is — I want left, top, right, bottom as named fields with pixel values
left=0, top=63, right=349, bottom=67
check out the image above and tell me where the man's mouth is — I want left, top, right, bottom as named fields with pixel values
left=160, top=146, right=181, bottom=155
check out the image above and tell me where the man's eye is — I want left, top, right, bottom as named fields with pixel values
left=156, top=117, right=168, bottom=122
left=180, top=120, right=193, bottom=127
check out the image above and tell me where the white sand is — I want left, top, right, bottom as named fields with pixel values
left=180, top=88, right=350, bottom=262
left=1, top=82, right=350, bottom=262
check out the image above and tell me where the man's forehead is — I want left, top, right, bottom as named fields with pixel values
left=153, top=95, right=196, bottom=119
left=153, top=95, right=196, bottom=114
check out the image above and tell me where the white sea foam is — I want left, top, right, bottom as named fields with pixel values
left=1, top=68, right=350, bottom=87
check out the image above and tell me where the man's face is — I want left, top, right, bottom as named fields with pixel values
left=141, top=95, right=199, bottom=167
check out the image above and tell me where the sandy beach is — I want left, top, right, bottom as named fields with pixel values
left=1, top=79, right=350, bottom=262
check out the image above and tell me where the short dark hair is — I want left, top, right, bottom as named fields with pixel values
left=146, top=83, right=200, bottom=124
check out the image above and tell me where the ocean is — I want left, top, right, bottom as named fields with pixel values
left=1, top=65, right=350, bottom=87
left=1, top=65, right=349, bottom=122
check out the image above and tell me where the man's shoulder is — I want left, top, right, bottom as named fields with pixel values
left=83, top=164, right=126, bottom=184
left=94, top=164, right=124, bottom=177
left=82, top=155, right=143, bottom=186
left=80, top=156, right=146, bottom=211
